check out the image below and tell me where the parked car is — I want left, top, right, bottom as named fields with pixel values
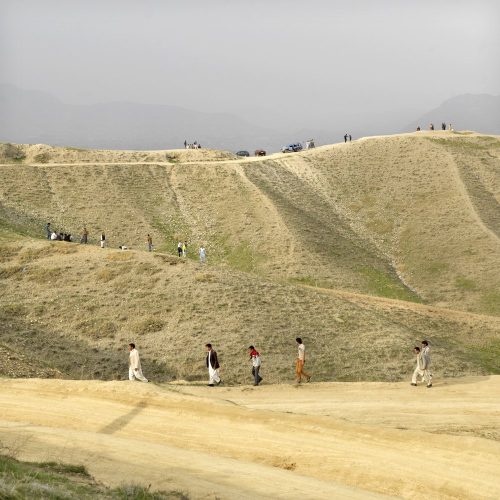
left=236, top=150, right=250, bottom=157
left=281, top=143, right=303, bottom=153
left=254, top=149, right=266, bottom=156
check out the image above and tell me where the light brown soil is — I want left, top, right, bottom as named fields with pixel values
left=1, top=377, right=499, bottom=499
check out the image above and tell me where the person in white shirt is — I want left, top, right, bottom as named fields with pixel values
left=421, top=340, right=432, bottom=388
left=411, top=346, right=425, bottom=386
left=248, top=345, right=263, bottom=386
left=199, top=246, right=206, bottom=264
left=128, top=343, right=148, bottom=382
left=295, top=337, right=311, bottom=383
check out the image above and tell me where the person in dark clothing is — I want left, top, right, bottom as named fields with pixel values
left=46, top=223, right=51, bottom=240
left=349, top=134, right=352, bottom=142
left=344, top=134, right=348, bottom=143
left=205, top=343, right=221, bottom=386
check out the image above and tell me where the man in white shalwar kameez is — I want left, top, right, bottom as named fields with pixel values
left=128, top=343, right=148, bottom=382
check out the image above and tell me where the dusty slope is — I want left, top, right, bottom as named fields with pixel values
left=0, top=132, right=499, bottom=315
left=0, top=377, right=499, bottom=499
left=1, top=239, right=499, bottom=383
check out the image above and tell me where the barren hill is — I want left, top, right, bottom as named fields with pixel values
left=0, top=131, right=499, bottom=382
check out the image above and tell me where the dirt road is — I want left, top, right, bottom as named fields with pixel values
left=0, top=377, right=499, bottom=499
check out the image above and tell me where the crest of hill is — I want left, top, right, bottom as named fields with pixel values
left=0, top=132, right=499, bottom=381
left=0, top=142, right=237, bottom=164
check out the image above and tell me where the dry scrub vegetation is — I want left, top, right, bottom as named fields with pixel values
left=0, top=132, right=499, bottom=382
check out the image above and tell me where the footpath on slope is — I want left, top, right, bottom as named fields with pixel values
left=0, top=377, right=499, bottom=499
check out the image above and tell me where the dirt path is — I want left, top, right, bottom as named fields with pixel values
left=1, top=377, right=499, bottom=499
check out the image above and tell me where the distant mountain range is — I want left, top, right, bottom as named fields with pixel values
left=408, top=94, right=500, bottom=133
left=0, top=84, right=290, bottom=152
left=1, top=84, right=499, bottom=152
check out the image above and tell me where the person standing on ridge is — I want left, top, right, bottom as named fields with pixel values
left=177, top=241, right=183, bottom=257
left=205, top=343, right=221, bottom=386
left=100, top=232, right=106, bottom=248
left=46, top=222, right=52, bottom=240
left=182, top=241, right=187, bottom=257
left=128, top=343, right=148, bottom=382
left=248, top=345, right=263, bottom=386
left=344, top=134, right=348, bottom=143
left=147, top=234, right=153, bottom=252
left=295, top=337, right=311, bottom=383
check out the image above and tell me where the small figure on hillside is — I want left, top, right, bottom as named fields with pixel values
left=441, top=122, right=446, bottom=131
left=429, top=123, right=434, bottom=131
left=344, top=134, right=348, bottom=143
left=184, top=139, right=187, bottom=148
left=128, top=343, right=148, bottom=382
left=50, top=231, right=58, bottom=241
left=448, top=123, right=453, bottom=131
left=295, top=337, right=311, bottom=384
left=80, top=227, right=88, bottom=244
left=177, top=241, right=183, bottom=257
left=199, top=245, right=206, bottom=264
left=416, top=126, right=421, bottom=131
left=349, top=134, right=352, bottom=142
left=100, top=232, right=106, bottom=248
left=421, top=340, right=432, bottom=387
left=147, top=234, right=153, bottom=252
left=46, top=222, right=52, bottom=240
left=206, top=343, right=221, bottom=386
left=248, top=345, right=263, bottom=386
left=182, top=241, right=187, bottom=257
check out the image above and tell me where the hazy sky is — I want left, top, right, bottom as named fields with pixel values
left=1, top=0, right=499, bottom=129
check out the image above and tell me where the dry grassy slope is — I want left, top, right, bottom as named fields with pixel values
left=0, top=132, right=499, bottom=380
left=2, top=133, right=499, bottom=315
left=0, top=238, right=499, bottom=382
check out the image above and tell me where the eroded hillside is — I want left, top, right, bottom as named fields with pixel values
left=0, top=132, right=499, bottom=381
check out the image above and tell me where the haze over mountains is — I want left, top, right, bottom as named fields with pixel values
left=2, top=84, right=499, bottom=152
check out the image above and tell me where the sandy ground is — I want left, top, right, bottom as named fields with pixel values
left=0, top=377, right=499, bottom=499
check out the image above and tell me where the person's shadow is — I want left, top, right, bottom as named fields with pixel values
left=98, top=400, right=148, bottom=434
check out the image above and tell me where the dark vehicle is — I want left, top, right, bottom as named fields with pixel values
left=281, top=143, right=303, bottom=153
left=236, top=150, right=250, bottom=157
left=254, top=149, right=266, bottom=156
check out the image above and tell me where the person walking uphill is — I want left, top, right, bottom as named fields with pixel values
left=206, top=343, right=221, bottom=386
left=146, top=234, right=153, bottom=252
left=248, top=346, right=263, bottom=386
left=128, top=343, right=148, bottom=382
left=295, top=338, right=311, bottom=383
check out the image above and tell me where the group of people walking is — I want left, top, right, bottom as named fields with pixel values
left=411, top=340, right=432, bottom=387
left=129, top=338, right=433, bottom=387
left=128, top=338, right=313, bottom=386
